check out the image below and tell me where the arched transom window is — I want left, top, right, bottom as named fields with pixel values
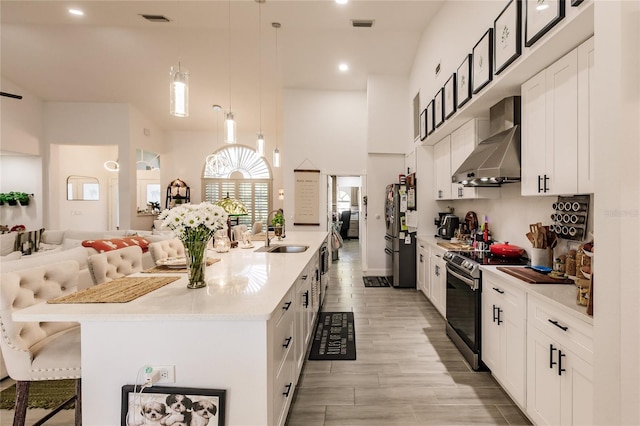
left=203, top=145, right=272, bottom=226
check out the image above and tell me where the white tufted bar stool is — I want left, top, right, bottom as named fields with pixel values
left=0, top=260, right=82, bottom=426
left=87, top=245, right=144, bottom=285
left=148, top=238, right=185, bottom=264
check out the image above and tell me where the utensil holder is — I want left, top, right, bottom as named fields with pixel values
left=530, top=248, right=552, bottom=268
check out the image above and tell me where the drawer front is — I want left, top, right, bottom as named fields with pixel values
left=484, top=273, right=526, bottom=320
left=273, top=341, right=295, bottom=426
left=528, top=295, right=593, bottom=360
left=273, top=309, right=294, bottom=373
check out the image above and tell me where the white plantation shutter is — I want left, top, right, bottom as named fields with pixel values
left=203, top=146, right=272, bottom=225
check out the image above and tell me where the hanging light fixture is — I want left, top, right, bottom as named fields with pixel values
left=256, top=0, right=266, bottom=156
left=272, top=22, right=281, bottom=168
left=206, top=104, right=231, bottom=175
left=225, top=0, right=236, bottom=143
left=169, top=62, right=189, bottom=117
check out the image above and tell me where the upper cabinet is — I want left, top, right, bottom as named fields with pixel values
left=521, top=37, right=594, bottom=196
left=577, top=37, right=595, bottom=194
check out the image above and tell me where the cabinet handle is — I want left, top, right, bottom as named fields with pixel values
left=497, top=307, right=503, bottom=325
left=283, top=336, right=292, bottom=348
left=283, top=301, right=292, bottom=311
left=492, top=287, right=505, bottom=294
left=548, top=319, right=569, bottom=331
left=492, top=305, right=498, bottom=323
left=438, top=189, right=443, bottom=199
left=538, top=175, right=543, bottom=193
left=458, top=187, right=463, bottom=198
left=544, top=174, right=550, bottom=193
left=550, top=344, right=557, bottom=369
left=303, top=291, right=309, bottom=308
left=435, top=265, right=440, bottom=277
left=283, top=383, right=293, bottom=397
left=302, top=275, right=308, bottom=280
left=420, top=254, right=424, bottom=263
left=558, top=350, right=566, bottom=376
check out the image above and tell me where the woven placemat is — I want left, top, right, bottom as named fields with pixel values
left=142, top=257, right=221, bottom=274
left=48, top=276, right=180, bottom=304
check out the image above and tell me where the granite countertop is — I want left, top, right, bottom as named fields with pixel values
left=14, top=231, right=328, bottom=323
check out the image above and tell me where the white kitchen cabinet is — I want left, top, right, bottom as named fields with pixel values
left=526, top=295, right=593, bottom=426
left=577, top=37, right=595, bottom=194
left=434, top=135, right=452, bottom=200
left=270, top=289, right=296, bottom=426
left=429, top=245, right=447, bottom=317
left=294, top=267, right=313, bottom=375
left=416, top=241, right=429, bottom=298
left=450, top=118, right=498, bottom=199
left=481, top=272, right=527, bottom=408
left=521, top=37, right=594, bottom=196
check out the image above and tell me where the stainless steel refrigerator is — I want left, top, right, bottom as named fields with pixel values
left=384, top=183, right=416, bottom=288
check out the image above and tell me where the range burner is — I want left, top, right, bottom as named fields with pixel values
left=443, top=250, right=529, bottom=279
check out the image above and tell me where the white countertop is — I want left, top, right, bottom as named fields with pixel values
left=417, top=234, right=592, bottom=325
left=14, top=231, right=328, bottom=323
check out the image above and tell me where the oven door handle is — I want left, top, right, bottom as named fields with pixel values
left=445, top=264, right=479, bottom=290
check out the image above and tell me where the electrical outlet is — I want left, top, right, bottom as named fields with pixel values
left=148, top=365, right=175, bottom=383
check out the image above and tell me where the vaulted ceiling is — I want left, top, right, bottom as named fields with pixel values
left=1, top=0, right=444, bottom=138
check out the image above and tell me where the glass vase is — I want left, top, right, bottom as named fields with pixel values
left=184, top=239, right=207, bottom=289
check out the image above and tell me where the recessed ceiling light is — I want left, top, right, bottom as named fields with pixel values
left=338, top=63, right=349, bottom=72
left=336, top=0, right=348, bottom=4
left=68, top=8, right=84, bottom=16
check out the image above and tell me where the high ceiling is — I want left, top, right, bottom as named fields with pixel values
left=1, top=0, right=444, bottom=138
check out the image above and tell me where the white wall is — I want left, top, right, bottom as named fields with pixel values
left=0, top=154, right=43, bottom=230
left=367, top=75, right=410, bottom=154
left=282, top=89, right=367, bottom=231
left=50, top=145, right=117, bottom=230
left=0, top=78, right=43, bottom=156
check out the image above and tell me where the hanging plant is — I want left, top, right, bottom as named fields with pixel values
left=4, top=192, right=18, bottom=206
left=16, top=192, right=30, bottom=206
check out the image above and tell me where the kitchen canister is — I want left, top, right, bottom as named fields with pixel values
left=530, top=248, right=552, bottom=268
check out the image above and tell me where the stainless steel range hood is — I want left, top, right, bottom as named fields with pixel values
left=453, top=97, right=521, bottom=187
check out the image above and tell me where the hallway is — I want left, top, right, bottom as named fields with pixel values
left=286, top=239, right=530, bottom=426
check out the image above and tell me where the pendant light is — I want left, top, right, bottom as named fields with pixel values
left=256, top=0, right=266, bottom=156
left=272, top=22, right=281, bottom=168
left=169, top=62, right=189, bottom=117
left=206, top=105, right=231, bottom=175
left=225, top=0, right=236, bottom=143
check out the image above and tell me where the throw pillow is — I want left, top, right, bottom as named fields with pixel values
left=82, top=236, right=150, bottom=253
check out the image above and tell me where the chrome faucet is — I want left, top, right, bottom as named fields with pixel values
left=266, top=209, right=280, bottom=247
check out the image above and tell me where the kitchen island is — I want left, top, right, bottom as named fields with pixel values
left=14, top=231, right=328, bottom=426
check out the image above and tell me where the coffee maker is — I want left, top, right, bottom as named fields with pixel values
left=437, top=214, right=459, bottom=240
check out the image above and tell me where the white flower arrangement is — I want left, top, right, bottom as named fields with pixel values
left=158, top=202, right=228, bottom=242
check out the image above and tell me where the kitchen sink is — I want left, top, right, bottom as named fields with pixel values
left=255, top=245, right=309, bottom=253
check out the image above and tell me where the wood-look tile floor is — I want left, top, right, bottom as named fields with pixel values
left=286, top=239, right=531, bottom=426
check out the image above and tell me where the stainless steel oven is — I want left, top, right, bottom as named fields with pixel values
left=444, top=250, right=529, bottom=370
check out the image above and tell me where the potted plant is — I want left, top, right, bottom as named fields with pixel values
left=0, top=193, right=7, bottom=206
left=272, top=211, right=285, bottom=239
left=15, top=192, right=30, bottom=206
left=5, top=192, right=18, bottom=206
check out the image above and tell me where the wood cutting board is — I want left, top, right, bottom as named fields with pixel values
left=496, top=267, right=574, bottom=284
left=437, top=242, right=473, bottom=250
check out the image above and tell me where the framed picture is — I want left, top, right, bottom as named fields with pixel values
left=525, top=0, right=565, bottom=47
left=456, top=54, right=472, bottom=109
left=426, top=100, right=435, bottom=135
left=434, top=88, right=444, bottom=128
left=494, top=0, right=522, bottom=75
left=444, top=74, right=457, bottom=119
left=419, top=108, right=427, bottom=141
left=121, top=385, right=226, bottom=426
left=472, top=28, right=493, bottom=94
left=412, top=92, right=420, bottom=140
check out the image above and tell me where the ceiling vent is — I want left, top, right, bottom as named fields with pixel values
left=139, top=14, right=171, bottom=23
left=351, top=19, right=374, bottom=28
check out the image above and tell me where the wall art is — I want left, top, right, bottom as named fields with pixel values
left=456, top=54, right=472, bottom=109
left=444, top=74, right=457, bottom=119
left=473, top=28, right=493, bottom=94
left=525, top=0, right=565, bottom=47
left=434, top=88, right=444, bottom=128
left=494, top=0, right=522, bottom=75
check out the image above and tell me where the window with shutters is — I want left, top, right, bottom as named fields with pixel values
left=203, top=146, right=272, bottom=226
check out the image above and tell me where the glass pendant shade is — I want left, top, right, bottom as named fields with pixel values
left=256, top=133, right=265, bottom=156
left=170, top=65, right=189, bottom=117
left=273, top=147, right=281, bottom=168
left=225, top=112, right=236, bottom=143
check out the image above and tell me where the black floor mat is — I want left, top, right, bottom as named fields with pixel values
left=363, top=276, right=391, bottom=287
left=308, top=312, right=356, bottom=361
